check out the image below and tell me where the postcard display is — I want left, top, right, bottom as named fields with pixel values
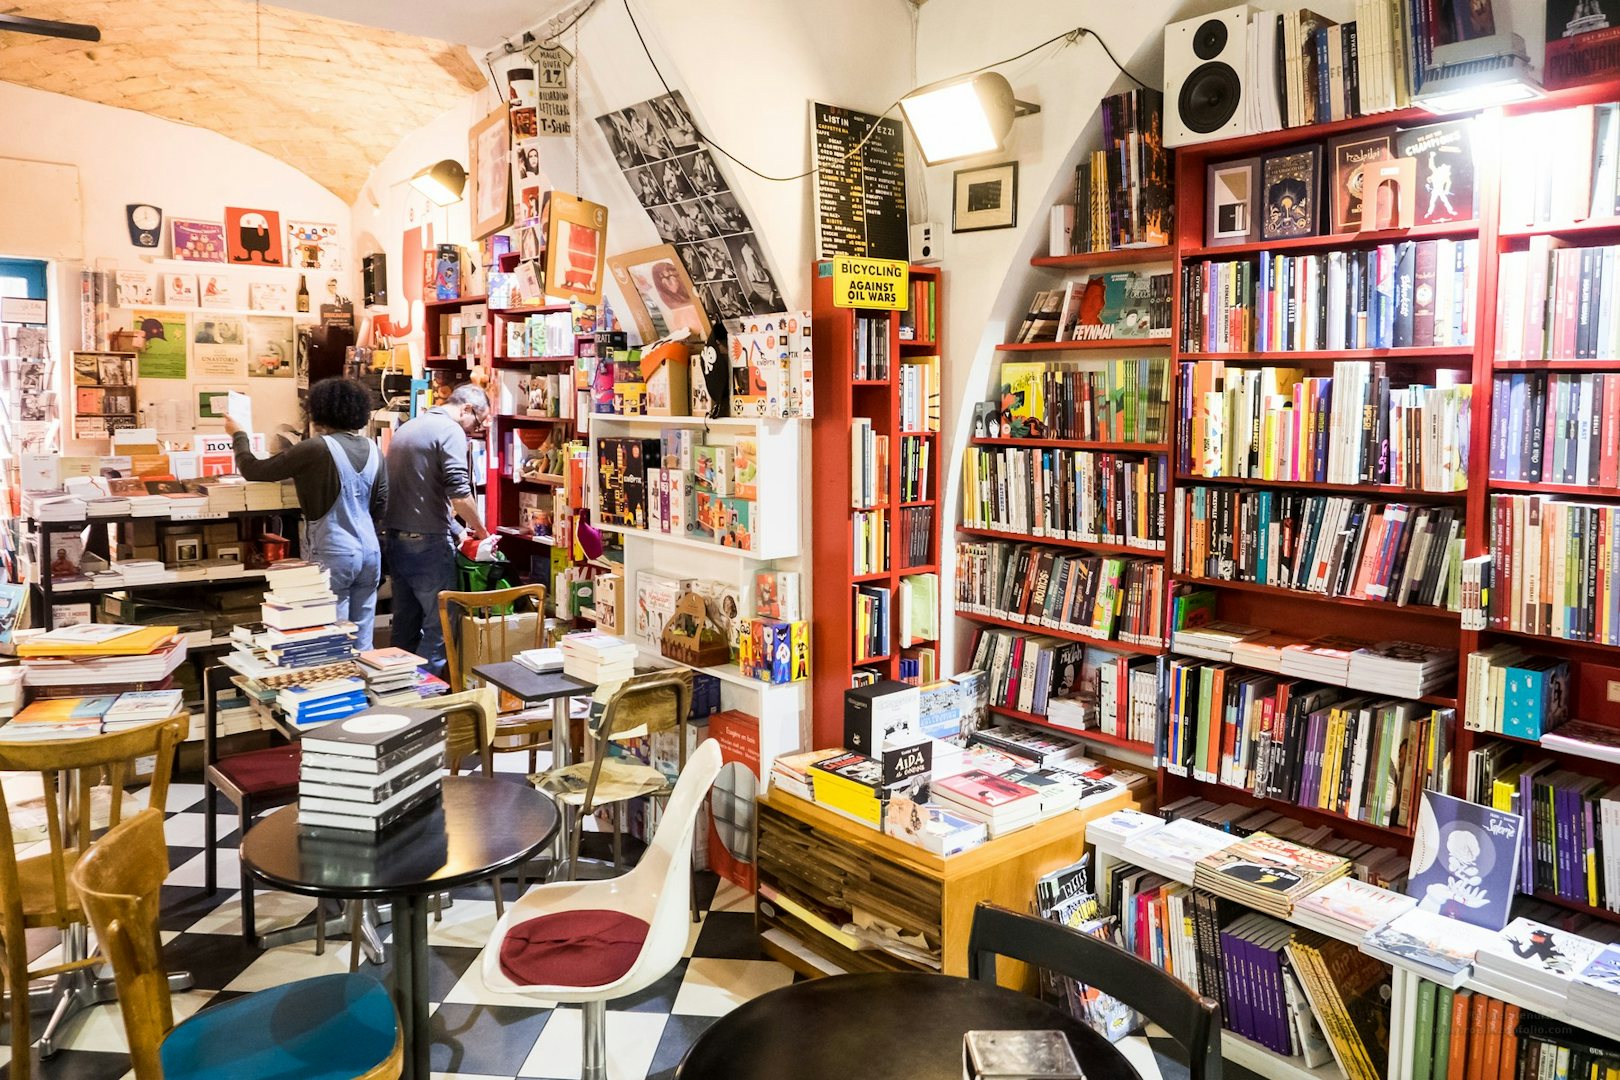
left=2, top=318, right=55, bottom=580
left=813, top=103, right=909, bottom=261
left=595, top=91, right=785, bottom=324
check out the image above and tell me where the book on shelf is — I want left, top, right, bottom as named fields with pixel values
left=967, top=628, right=1084, bottom=719
left=1362, top=907, right=1501, bottom=987
left=1495, top=239, right=1620, bottom=362
left=1539, top=720, right=1620, bottom=763
left=897, top=572, right=938, bottom=646
left=897, top=354, right=939, bottom=431
left=1284, top=930, right=1392, bottom=1080
left=1172, top=486, right=1465, bottom=610
left=852, top=508, right=887, bottom=576
left=992, top=359, right=1169, bottom=444
left=1485, top=494, right=1620, bottom=644
left=896, top=505, right=932, bottom=570
left=954, top=541, right=1165, bottom=646
left=896, top=277, right=937, bottom=343
left=1177, top=360, right=1471, bottom=491
left=849, top=418, right=888, bottom=509
left=1044, top=645, right=1161, bottom=744
left=1192, top=830, right=1352, bottom=916
left=1472, top=916, right=1609, bottom=1013
left=1566, top=947, right=1620, bottom=1038
left=1489, top=372, right=1620, bottom=488
left=1161, top=656, right=1453, bottom=829
left=959, top=447, right=1168, bottom=551
left=1409, top=791, right=1523, bottom=931
left=1291, top=875, right=1417, bottom=935
left=1499, top=104, right=1620, bottom=231
left=854, top=584, right=890, bottom=662
left=1063, top=88, right=1171, bottom=254
left=897, top=433, right=931, bottom=504
left=852, top=313, right=891, bottom=381
left=1462, top=645, right=1570, bottom=740
left=1179, top=240, right=1479, bottom=353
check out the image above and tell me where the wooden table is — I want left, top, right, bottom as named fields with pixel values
left=239, top=776, right=559, bottom=1080
left=674, top=972, right=1141, bottom=1080
left=471, top=662, right=593, bottom=768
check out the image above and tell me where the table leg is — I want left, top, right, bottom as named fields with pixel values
left=389, top=894, right=431, bottom=1080
left=551, top=695, right=570, bottom=768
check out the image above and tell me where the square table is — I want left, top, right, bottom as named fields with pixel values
left=471, top=662, right=595, bottom=769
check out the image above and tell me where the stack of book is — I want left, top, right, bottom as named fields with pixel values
left=768, top=748, right=844, bottom=801
left=1061, top=88, right=1169, bottom=254
left=884, top=800, right=987, bottom=856
left=101, top=689, right=185, bottom=731
left=1472, top=917, right=1609, bottom=1016
left=187, top=476, right=247, bottom=513
left=560, top=632, right=636, bottom=684
left=1345, top=641, right=1456, bottom=698
left=1191, top=831, right=1351, bottom=917
left=514, top=647, right=562, bottom=674
left=244, top=481, right=287, bottom=511
left=1, top=696, right=114, bottom=741
left=276, top=676, right=369, bottom=727
left=259, top=561, right=341, bottom=630
left=357, top=648, right=429, bottom=696
left=1154, top=796, right=1410, bottom=887
left=16, top=624, right=188, bottom=687
left=296, top=706, right=447, bottom=832
left=1120, top=816, right=1240, bottom=877
left=1567, top=948, right=1620, bottom=1039
left=931, top=769, right=1041, bottom=838
left=1289, top=876, right=1415, bottom=938
left=0, top=669, right=22, bottom=721
left=806, top=751, right=886, bottom=828
left=1362, top=907, right=1502, bottom=987
left=967, top=721, right=1086, bottom=768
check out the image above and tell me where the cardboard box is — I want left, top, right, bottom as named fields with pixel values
left=203, top=523, right=239, bottom=545
left=123, top=520, right=160, bottom=546
left=693, top=445, right=732, bottom=494
left=161, top=531, right=204, bottom=565
left=639, top=340, right=691, bottom=416
left=729, top=310, right=814, bottom=418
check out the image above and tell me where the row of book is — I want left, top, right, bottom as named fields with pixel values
left=1499, top=104, right=1620, bottom=231
left=988, top=359, right=1170, bottom=445
left=1048, top=646, right=1163, bottom=745
left=1180, top=241, right=1479, bottom=354
left=1178, top=360, right=1471, bottom=491
left=1484, top=495, right=1620, bottom=646
left=896, top=505, right=934, bottom=572
left=852, top=508, right=887, bottom=576
left=1011, top=272, right=1174, bottom=346
left=854, top=584, right=890, bottom=663
left=896, top=355, right=940, bottom=433
left=1171, top=486, right=1465, bottom=611
left=1248, top=2, right=1422, bottom=129
left=849, top=419, right=887, bottom=509
left=852, top=313, right=891, bottom=381
left=1465, top=747, right=1620, bottom=916
left=1172, top=617, right=1459, bottom=698
left=960, top=447, right=1169, bottom=552
left=954, top=542, right=1166, bottom=647
left=1056, top=88, right=1171, bottom=254
left=1164, top=656, right=1454, bottom=831
left=24, top=476, right=297, bottom=521
left=1495, top=239, right=1620, bottom=362
left=896, top=279, right=938, bottom=344
left=897, top=434, right=931, bottom=506
left=1463, top=645, right=1570, bottom=742
left=968, top=628, right=1081, bottom=719
left=1488, top=372, right=1620, bottom=488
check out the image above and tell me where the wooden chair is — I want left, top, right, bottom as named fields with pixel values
left=967, top=901, right=1223, bottom=1080
left=199, top=665, right=301, bottom=947
left=438, top=584, right=553, bottom=772
left=0, top=716, right=185, bottom=1078
left=71, top=808, right=402, bottom=1080
left=533, top=670, right=696, bottom=909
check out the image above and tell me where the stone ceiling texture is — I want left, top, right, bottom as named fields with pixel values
left=0, top=0, right=487, bottom=200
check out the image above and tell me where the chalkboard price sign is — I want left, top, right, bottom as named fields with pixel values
left=814, top=103, right=909, bottom=262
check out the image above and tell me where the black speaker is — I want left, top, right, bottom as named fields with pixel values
left=363, top=252, right=387, bottom=308
left=1165, top=6, right=1251, bottom=147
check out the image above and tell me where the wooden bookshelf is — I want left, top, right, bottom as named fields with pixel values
left=810, top=263, right=943, bottom=747
left=1030, top=245, right=1174, bottom=270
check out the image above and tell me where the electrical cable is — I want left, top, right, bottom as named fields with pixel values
left=621, top=0, right=1150, bottom=183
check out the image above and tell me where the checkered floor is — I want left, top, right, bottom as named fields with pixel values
left=4, top=760, right=1232, bottom=1080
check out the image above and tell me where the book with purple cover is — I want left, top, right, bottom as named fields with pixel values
left=1407, top=790, right=1523, bottom=931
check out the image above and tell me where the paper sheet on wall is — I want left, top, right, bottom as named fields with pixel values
left=143, top=399, right=192, bottom=432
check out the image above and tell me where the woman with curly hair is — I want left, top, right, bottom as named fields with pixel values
left=228, top=377, right=389, bottom=649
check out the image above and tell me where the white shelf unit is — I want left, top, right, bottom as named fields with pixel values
left=587, top=411, right=808, bottom=742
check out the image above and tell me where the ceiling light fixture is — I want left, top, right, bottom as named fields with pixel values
left=409, top=160, right=467, bottom=206
left=1413, top=0, right=1543, bottom=114
left=899, top=71, right=1040, bottom=166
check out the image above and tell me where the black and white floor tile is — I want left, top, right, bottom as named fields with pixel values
left=5, top=762, right=1247, bottom=1080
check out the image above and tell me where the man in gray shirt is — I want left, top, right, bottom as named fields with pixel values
left=383, top=383, right=489, bottom=675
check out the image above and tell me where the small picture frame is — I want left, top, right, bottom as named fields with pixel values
left=1259, top=145, right=1323, bottom=241
left=212, top=544, right=242, bottom=563
left=952, top=161, right=1018, bottom=233
left=173, top=538, right=201, bottom=564
left=1205, top=158, right=1260, bottom=246
left=607, top=243, right=711, bottom=344
left=971, top=401, right=994, bottom=437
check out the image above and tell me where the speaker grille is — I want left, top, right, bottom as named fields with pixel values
left=1178, top=61, right=1242, bottom=135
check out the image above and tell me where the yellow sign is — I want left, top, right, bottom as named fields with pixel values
left=831, top=255, right=909, bottom=310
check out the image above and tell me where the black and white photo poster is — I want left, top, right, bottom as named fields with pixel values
left=814, top=103, right=908, bottom=261
left=595, top=91, right=784, bottom=323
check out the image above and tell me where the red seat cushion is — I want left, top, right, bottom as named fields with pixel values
left=499, top=910, right=650, bottom=988
left=210, top=745, right=301, bottom=796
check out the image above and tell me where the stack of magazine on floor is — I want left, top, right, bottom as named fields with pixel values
left=296, top=706, right=447, bottom=832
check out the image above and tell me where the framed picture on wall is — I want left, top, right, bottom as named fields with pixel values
left=951, top=161, right=1018, bottom=233
left=469, top=106, right=514, bottom=240
left=1205, top=158, right=1260, bottom=246
left=544, top=191, right=609, bottom=307
left=608, top=244, right=711, bottom=344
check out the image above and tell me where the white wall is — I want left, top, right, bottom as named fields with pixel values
left=0, top=82, right=354, bottom=452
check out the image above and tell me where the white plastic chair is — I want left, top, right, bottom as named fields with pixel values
left=482, top=739, right=722, bottom=1080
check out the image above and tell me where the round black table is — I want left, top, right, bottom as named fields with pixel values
left=239, top=775, right=559, bottom=1080
left=675, top=971, right=1141, bottom=1080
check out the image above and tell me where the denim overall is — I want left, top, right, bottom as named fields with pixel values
left=309, top=435, right=382, bottom=651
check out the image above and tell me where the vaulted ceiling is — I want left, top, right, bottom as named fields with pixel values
left=0, top=0, right=489, bottom=200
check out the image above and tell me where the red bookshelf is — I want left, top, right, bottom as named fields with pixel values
left=1030, top=246, right=1174, bottom=270
left=810, top=264, right=943, bottom=747
left=998, top=337, right=1170, bottom=352
left=989, top=705, right=1156, bottom=757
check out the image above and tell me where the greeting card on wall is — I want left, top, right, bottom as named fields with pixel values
left=114, top=270, right=156, bottom=307
left=469, top=106, right=514, bottom=240
left=132, top=310, right=187, bottom=379
left=249, top=282, right=292, bottom=312
left=595, top=91, right=783, bottom=321
left=163, top=274, right=197, bottom=307
left=197, top=274, right=236, bottom=309
left=544, top=191, right=608, bottom=306
left=225, top=207, right=285, bottom=266
left=247, top=316, right=294, bottom=377
left=171, top=219, right=227, bottom=262
left=286, top=221, right=342, bottom=270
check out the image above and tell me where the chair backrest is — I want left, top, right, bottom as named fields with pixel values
left=436, top=701, right=493, bottom=775
left=0, top=717, right=185, bottom=938
left=201, top=664, right=235, bottom=769
left=67, top=808, right=175, bottom=1080
left=967, top=902, right=1222, bottom=1080
left=632, top=739, right=721, bottom=958
left=578, top=670, right=692, bottom=815
left=437, top=585, right=548, bottom=693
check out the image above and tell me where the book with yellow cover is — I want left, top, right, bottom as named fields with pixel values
left=10, top=696, right=117, bottom=725
left=17, top=624, right=178, bottom=657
